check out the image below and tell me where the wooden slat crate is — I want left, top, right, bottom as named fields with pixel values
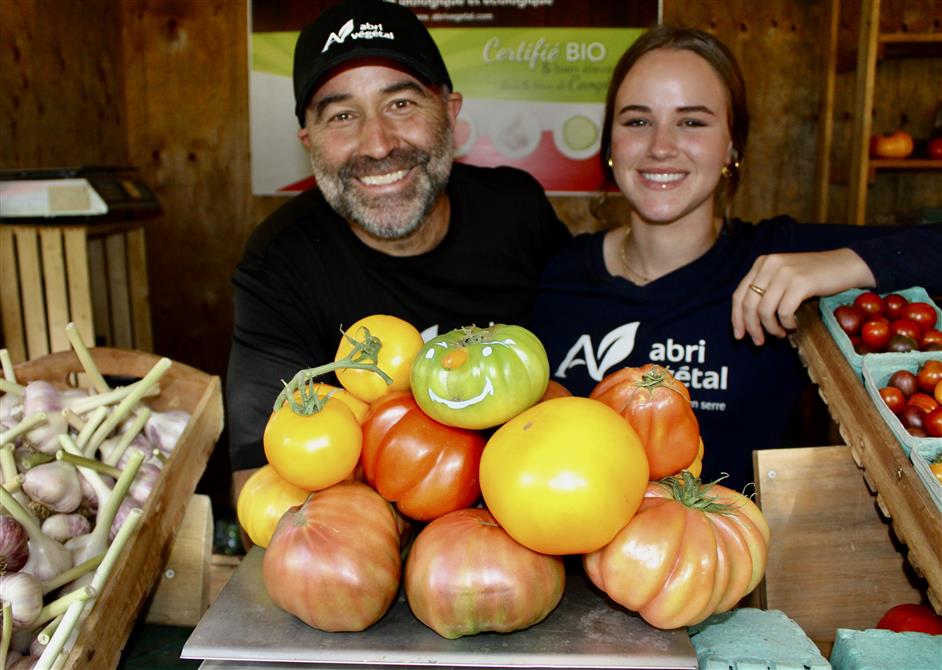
left=791, top=302, right=942, bottom=613
left=0, top=222, right=153, bottom=363
left=12, top=347, right=223, bottom=670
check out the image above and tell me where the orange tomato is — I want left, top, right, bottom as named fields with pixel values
left=236, top=465, right=310, bottom=548
left=335, top=314, right=424, bottom=403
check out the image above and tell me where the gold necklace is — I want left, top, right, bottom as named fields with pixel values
left=619, top=227, right=651, bottom=285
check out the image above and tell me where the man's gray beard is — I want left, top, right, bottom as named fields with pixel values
left=310, top=122, right=454, bottom=241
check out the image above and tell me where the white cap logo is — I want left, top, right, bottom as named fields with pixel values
left=322, top=18, right=355, bottom=53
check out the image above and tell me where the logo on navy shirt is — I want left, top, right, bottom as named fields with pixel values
left=554, top=322, right=640, bottom=381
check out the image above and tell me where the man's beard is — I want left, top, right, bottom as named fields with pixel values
left=310, top=119, right=454, bottom=240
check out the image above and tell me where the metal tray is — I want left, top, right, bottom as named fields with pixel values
left=183, top=547, right=697, bottom=669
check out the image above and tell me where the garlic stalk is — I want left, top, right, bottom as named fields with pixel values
left=62, top=382, right=159, bottom=416
left=53, top=452, right=119, bottom=481
left=0, top=379, right=23, bottom=397
left=0, top=349, right=15, bottom=383
left=84, top=358, right=169, bottom=456
left=99, top=408, right=149, bottom=466
left=36, top=615, right=60, bottom=647
left=30, top=586, right=94, bottom=631
left=1, top=446, right=24, bottom=495
left=63, top=324, right=109, bottom=395
left=21, top=463, right=82, bottom=515
left=0, top=414, right=47, bottom=449
left=39, top=555, right=102, bottom=596
left=60, top=410, right=84, bottom=434
left=0, top=489, right=71, bottom=583
left=72, top=407, right=106, bottom=457
left=1, top=600, right=11, bottom=670
left=64, top=445, right=143, bottom=565
left=37, top=508, right=142, bottom=670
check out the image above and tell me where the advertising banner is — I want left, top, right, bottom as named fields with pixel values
left=249, top=1, right=658, bottom=195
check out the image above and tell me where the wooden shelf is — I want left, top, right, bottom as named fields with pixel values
left=870, top=158, right=942, bottom=170
left=880, top=32, right=942, bottom=58
left=791, top=302, right=942, bottom=613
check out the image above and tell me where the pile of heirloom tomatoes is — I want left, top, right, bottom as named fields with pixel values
left=237, top=314, right=770, bottom=637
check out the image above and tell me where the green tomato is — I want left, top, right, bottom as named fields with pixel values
left=410, top=324, right=549, bottom=430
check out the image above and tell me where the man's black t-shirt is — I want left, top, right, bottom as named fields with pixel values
left=227, top=163, right=571, bottom=470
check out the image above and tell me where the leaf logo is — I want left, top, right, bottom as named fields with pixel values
left=322, top=18, right=355, bottom=53
left=554, top=321, right=640, bottom=381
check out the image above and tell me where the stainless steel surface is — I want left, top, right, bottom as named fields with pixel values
left=184, top=547, right=697, bottom=669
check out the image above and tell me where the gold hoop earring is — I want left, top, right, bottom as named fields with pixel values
left=607, top=156, right=614, bottom=168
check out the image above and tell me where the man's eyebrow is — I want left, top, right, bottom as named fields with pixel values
left=381, top=80, right=430, bottom=98
left=617, top=103, right=716, bottom=115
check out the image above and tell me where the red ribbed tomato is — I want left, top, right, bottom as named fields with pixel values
left=584, top=473, right=770, bottom=630
left=590, top=364, right=700, bottom=479
left=360, top=391, right=486, bottom=521
left=404, top=508, right=565, bottom=639
left=261, top=481, right=401, bottom=632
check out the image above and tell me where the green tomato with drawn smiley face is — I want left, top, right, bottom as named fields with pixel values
left=410, top=324, right=550, bottom=430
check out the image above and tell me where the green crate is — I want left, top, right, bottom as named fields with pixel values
left=819, top=287, right=942, bottom=379
left=861, top=351, right=942, bottom=457
left=830, top=628, right=942, bottom=670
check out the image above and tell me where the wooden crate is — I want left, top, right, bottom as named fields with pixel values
left=0, top=222, right=152, bottom=363
left=12, top=347, right=223, bottom=670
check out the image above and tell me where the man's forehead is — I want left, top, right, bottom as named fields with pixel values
left=310, top=59, right=433, bottom=103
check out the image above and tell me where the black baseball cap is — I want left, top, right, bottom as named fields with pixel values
left=293, top=0, right=453, bottom=127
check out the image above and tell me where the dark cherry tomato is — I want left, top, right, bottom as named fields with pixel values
left=917, top=360, right=942, bottom=394
left=888, top=369, right=919, bottom=397
left=853, top=291, right=885, bottom=317
left=833, top=305, right=864, bottom=336
left=925, top=406, right=942, bottom=438
left=907, top=392, right=939, bottom=414
left=886, top=334, right=918, bottom=353
left=889, top=318, right=923, bottom=342
left=902, top=302, right=939, bottom=331
left=860, top=320, right=891, bottom=351
left=900, top=405, right=926, bottom=430
left=883, top=293, right=909, bottom=320
left=906, top=426, right=928, bottom=438
left=879, top=387, right=906, bottom=415
left=921, top=329, right=942, bottom=348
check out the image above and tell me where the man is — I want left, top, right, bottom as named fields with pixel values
left=227, top=0, right=571, bottom=502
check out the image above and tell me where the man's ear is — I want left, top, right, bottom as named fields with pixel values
left=298, top=125, right=312, bottom=149
left=446, top=92, right=463, bottom=126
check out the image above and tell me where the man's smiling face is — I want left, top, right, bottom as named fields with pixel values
left=299, top=62, right=460, bottom=240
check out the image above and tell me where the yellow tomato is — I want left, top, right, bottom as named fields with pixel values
left=263, top=396, right=362, bottom=491
left=335, top=314, right=424, bottom=403
left=683, top=438, right=705, bottom=478
left=309, top=383, right=370, bottom=423
left=930, top=461, right=942, bottom=486
left=480, top=396, right=649, bottom=555
left=236, top=465, right=310, bottom=548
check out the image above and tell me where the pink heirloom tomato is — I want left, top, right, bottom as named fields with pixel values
left=479, top=396, right=649, bottom=555
left=410, top=324, right=549, bottom=429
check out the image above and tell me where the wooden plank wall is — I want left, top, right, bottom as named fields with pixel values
left=2, top=0, right=940, bottom=505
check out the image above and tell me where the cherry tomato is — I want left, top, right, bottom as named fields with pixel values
left=902, top=302, right=939, bottom=331
left=833, top=305, right=864, bottom=336
left=883, top=293, right=909, bottom=320
left=907, top=392, right=939, bottom=414
left=935, top=380, right=942, bottom=405
left=924, top=406, right=942, bottom=437
left=853, top=291, right=885, bottom=317
left=860, top=319, right=891, bottom=351
left=900, top=405, right=925, bottom=430
left=879, top=386, right=906, bottom=415
left=889, top=318, right=923, bottom=342
left=917, top=360, right=942, bottom=394
left=886, top=334, right=918, bottom=353
left=877, top=603, right=942, bottom=634
left=888, top=369, right=919, bottom=397
left=921, top=329, right=942, bottom=348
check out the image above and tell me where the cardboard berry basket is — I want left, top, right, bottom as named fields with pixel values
left=819, top=286, right=942, bottom=379
left=11, top=347, right=223, bottom=670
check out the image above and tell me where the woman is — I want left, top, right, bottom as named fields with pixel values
left=531, top=26, right=942, bottom=489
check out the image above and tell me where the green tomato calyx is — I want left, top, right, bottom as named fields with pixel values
left=272, top=325, right=392, bottom=413
left=658, top=471, right=743, bottom=515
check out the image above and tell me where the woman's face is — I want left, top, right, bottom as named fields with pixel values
left=609, top=48, right=733, bottom=228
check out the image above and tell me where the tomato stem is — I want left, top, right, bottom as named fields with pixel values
left=658, top=471, right=743, bottom=514
left=272, top=326, right=393, bottom=413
